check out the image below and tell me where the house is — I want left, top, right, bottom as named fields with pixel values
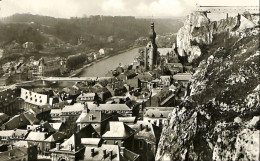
left=13, top=141, right=38, bottom=160
left=106, top=81, right=127, bottom=97
left=126, top=78, right=141, bottom=90
left=0, top=89, right=20, bottom=116
left=76, top=110, right=114, bottom=135
left=129, top=121, right=162, bottom=161
left=89, top=85, right=111, bottom=103
left=49, top=122, right=63, bottom=131
left=82, top=144, right=139, bottom=161
left=166, top=63, right=183, bottom=74
left=88, top=104, right=133, bottom=117
left=25, top=131, right=51, bottom=155
left=60, top=103, right=86, bottom=135
left=1, top=112, right=38, bottom=130
left=0, top=74, right=12, bottom=86
left=143, top=107, right=174, bottom=127
left=49, top=133, right=85, bottom=161
left=118, top=117, right=136, bottom=125
left=29, top=104, right=51, bottom=121
left=43, top=132, right=66, bottom=156
left=20, top=88, right=50, bottom=110
left=159, top=76, right=172, bottom=87
left=158, top=48, right=174, bottom=64
left=102, top=122, right=135, bottom=151
left=172, top=73, right=192, bottom=87
left=60, top=103, right=85, bottom=123
left=0, top=129, right=29, bottom=144
left=50, top=109, right=62, bottom=122
left=117, top=70, right=137, bottom=81
left=76, top=93, right=96, bottom=103
left=0, top=145, right=37, bottom=161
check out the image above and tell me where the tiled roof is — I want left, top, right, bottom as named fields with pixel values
left=83, top=144, right=139, bottom=161
left=88, top=104, right=131, bottom=111
left=118, top=117, right=136, bottom=123
left=26, top=131, right=48, bottom=141
left=0, top=148, right=27, bottom=161
left=144, top=108, right=173, bottom=118
left=49, top=123, right=63, bottom=131
left=129, top=121, right=161, bottom=142
left=102, top=122, right=135, bottom=138
left=23, top=112, right=40, bottom=124
left=83, top=144, right=120, bottom=161
left=44, top=132, right=65, bottom=142
left=172, top=73, right=192, bottom=81
left=2, top=114, right=30, bottom=130
left=76, top=111, right=112, bottom=123
left=59, top=134, right=83, bottom=152
left=13, top=140, right=34, bottom=148
left=62, top=103, right=85, bottom=113
left=50, top=109, right=62, bottom=115
left=81, top=138, right=101, bottom=146
left=0, top=130, right=14, bottom=137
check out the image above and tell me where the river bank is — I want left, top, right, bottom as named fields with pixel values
left=70, top=45, right=141, bottom=77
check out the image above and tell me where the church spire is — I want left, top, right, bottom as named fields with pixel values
left=149, top=22, right=156, bottom=44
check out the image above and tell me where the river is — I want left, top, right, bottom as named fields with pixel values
left=79, top=48, right=140, bottom=77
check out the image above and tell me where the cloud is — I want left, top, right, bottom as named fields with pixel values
left=0, top=0, right=259, bottom=18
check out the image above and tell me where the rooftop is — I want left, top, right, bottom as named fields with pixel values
left=172, top=73, right=192, bottom=81
left=102, top=122, right=135, bottom=138
left=62, top=103, right=85, bottom=113
left=88, top=104, right=131, bottom=111
left=26, top=131, right=48, bottom=141
left=76, top=111, right=112, bottom=123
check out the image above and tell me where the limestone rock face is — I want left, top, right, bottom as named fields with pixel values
left=176, top=11, right=257, bottom=63
left=156, top=11, right=259, bottom=161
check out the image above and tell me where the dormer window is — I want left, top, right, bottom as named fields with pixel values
left=160, top=113, right=163, bottom=118
left=89, top=114, right=93, bottom=121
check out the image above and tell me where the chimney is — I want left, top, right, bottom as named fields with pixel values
left=120, top=147, right=125, bottom=157
left=69, top=144, right=73, bottom=151
left=91, top=148, right=95, bottom=157
left=103, top=149, right=107, bottom=159
left=121, top=141, right=124, bottom=147
left=56, top=143, right=60, bottom=150
left=145, top=125, right=149, bottom=131
left=109, top=150, right=113, bottom=160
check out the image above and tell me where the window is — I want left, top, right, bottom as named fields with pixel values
left=148, top=143, right=151, bottom=151
left=139, top=140, right=143, bottom=149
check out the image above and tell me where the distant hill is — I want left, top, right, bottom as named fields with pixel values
left=0, top=14, right=183, bottom=45
left=0, top=14, right=183, bottom=64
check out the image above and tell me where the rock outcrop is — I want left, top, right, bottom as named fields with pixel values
left=156, top=12, right=259, bottom=161
left=176, top=11, right=258, bottom=63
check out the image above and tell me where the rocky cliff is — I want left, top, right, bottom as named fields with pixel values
left=176, top=11, right=257, bottom=63
left=156, top=12, right=259, bottom=161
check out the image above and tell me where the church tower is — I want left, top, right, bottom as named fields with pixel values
left=144, top=22, right=157, bottom=71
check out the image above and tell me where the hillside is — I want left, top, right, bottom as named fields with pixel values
left=0, top=14, right=183, bottom=64
left=156, top=12, right=259, bottom=161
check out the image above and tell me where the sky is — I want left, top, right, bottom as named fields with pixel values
left=0, top=0, right=259, bottom=18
